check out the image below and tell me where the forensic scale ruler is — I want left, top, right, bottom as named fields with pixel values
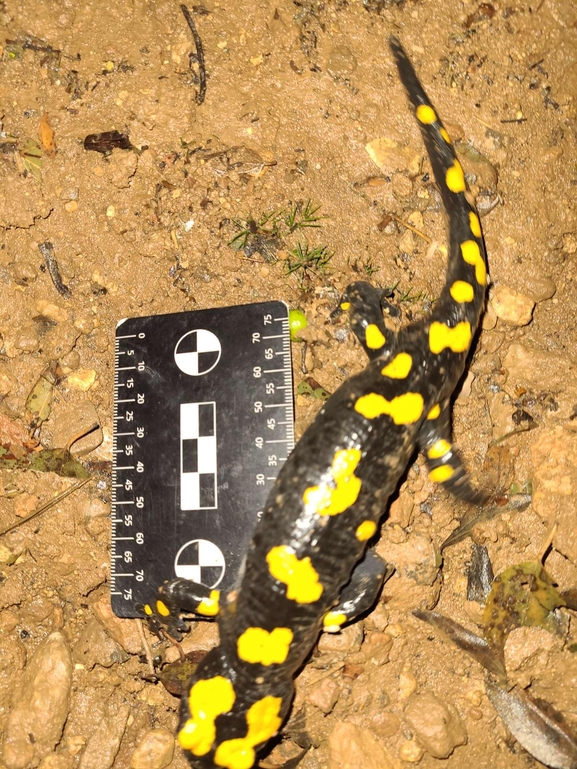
left=111, top=302, right=294, bottom=617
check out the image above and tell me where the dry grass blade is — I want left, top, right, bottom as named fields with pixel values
left=0, top=478, right=91, bottom=537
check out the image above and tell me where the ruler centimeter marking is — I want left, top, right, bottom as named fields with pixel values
left=111, top=302, right=294, bottom=616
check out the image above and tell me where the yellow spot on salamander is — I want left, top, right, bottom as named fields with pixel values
left=340, top=301, right=351, bottom=311
left=429, top=321, right=472, bottom=355
left=450, top=280, right=475, bottom=303
left=427, top=404, right=441, bottom=420
left=416, top=104, right=437, bottom=124
left=196, top=589, right=220, bottom=617
left=267, top=546, right=323, bottom=604
left=365, top=323, right=386, bottom=350
left=143, top=604, right=153, bottom=616
left=440, top=127, right=452, bottom=144
left=381, top=352, right=412, bottom=379
left=156, top=600, right=171, bottom=618
left=303, top=449, right=362, bottom=517
left=354, top=391, right=424, bottom=424
left=179, top=676, right=235, bottom=756
left=469, top=211, right=482, bottom=238
left=355, top=519, right=377, bottom=541
left=461, top=240, right=486, bottom=285
left=446, top=161, right=466, bottom=193
left=323, top=611, right=347, bottom=632
left=427, top=439, right=452, bottom=460
left=214, top=696, right=283, bottom=769
left=429, top=465, right=454, bottom=483
left=237, top=626, right=293, bottom=666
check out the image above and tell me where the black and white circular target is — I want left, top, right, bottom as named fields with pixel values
left=174, top=329, right=221, bottom=376
left=174, top=539, right=226, bottom=587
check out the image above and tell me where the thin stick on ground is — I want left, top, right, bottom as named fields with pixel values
left=181, top=5, right=207, bottom=105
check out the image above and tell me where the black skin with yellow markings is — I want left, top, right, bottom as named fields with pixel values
left=152, top=38, right=491, bottom=769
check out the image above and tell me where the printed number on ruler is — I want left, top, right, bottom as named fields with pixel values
left=111, top=302, right=294, bottom=617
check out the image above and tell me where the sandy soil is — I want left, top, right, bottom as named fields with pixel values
left=1, top=0, right=577, bottom=767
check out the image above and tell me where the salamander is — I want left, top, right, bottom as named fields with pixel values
left=145, top=37, right=490, bottom=769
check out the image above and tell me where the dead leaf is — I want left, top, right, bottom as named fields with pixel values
left=20, top=137, right=43, bottom=182
left=414, top=609, right=505, bottom=678
left=483, top=561, right=566, bottom=653
left=27, top=447, right=89, bottom=478
left=485, top=678, right=577, bottom=769
left=466, top=543, right=494, bottom=603
left=39, top=113, right=56, bottom=154
left=25, top=361, right=59, bottom=428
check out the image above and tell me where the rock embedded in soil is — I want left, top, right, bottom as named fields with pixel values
left=2, top=631, right=73, bottom=769
left=404, top=691, right=467, bottom=758
left=328, top=721, right=396, bottom=769
left=77, top=703, right=130, bottom=769
left=530, top=425, right=577, bottom=566
left=490, top=285, right=535, bottom=326
left=129, top=728, right=175, bottom=769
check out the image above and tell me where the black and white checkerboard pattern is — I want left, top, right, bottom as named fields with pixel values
left=180, top=401, right=217, bottom=510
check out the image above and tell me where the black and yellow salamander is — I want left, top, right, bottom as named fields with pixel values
left=146, top=37, right=491, bottom=769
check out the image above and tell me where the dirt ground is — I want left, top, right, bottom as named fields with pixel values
left=1, top=0, right=577, bottom=767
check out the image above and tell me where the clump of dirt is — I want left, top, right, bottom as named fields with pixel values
left=1, top=1, right=576, bottom=768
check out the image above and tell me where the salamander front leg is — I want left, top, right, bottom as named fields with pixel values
left=141, top=578, right=220, bottom=641
left=418, top=401, right=490, bottom=506
left=334, top=281, right=398, bottom=361
left=323, top=549, right=392, bottom=632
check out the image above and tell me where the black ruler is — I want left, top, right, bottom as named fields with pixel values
left=111, top=302, right=294, bottom=617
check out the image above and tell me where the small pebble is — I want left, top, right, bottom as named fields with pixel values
left=66, top=369, right=97, bottom=391
left=64, top=200, right=78, bottom=213
left=404, top=691, right=467, bottom=759
left=399, top=739, right=424, bottom=762
left=2, top=632, right=72, bottom=769
left=490, top=285, right=535, bottom=326
left=130, top=728, right=175, bottom=769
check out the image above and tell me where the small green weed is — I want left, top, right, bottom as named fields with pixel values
left=228, top=200, right=327, bottom=267
left=286, top=242, right=334, bottom=286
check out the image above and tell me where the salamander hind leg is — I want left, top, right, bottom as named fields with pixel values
left=336, top=281, right=398, bottom=360
left=418, top=402, right=490, bottom=506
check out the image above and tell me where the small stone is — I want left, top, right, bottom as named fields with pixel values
left=64, top=200, right=78, bottom=213
left=522, top=273, right=556, bottom=302
left=490, top=285, right=535, bottom=326
left=531, top=426, right=577, bottom=566
left=306, top=676, right=340, bottom=714
left=73, top=619, right=128, bottom=669
left=326, top=45, right=357, bottom=77
left=130, top=728, right=175, bottom=769
left=106, top=205, right=116, bottom=217
left=2, top=632, right=72, bottom=769
left=391, top=172, right=413, bottom=198
left=51, top=400, right=102, bottom=455
left=362, top=632, right=393, bottom=666
left=365, top=138, right=418, bottom=176
left=318, top=622, right=363, bottom=654
left=13, top=493, right=40, bottom=518
left=328, top=722, right=395, bottom=769
left=92, top=593, right=143, bottom=655
left=399, top=666, right=417, bottom=702
left=77, top=703, right=129, bottom=769
left=404, top=692, right=467, bottom=759
left=66, top=369, right=97, bottom=391
left=398, top=229, right=414, bottom=254
left=36, top=300, right=69, bottom=323
left=399, top=739, right=424, bottom=762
